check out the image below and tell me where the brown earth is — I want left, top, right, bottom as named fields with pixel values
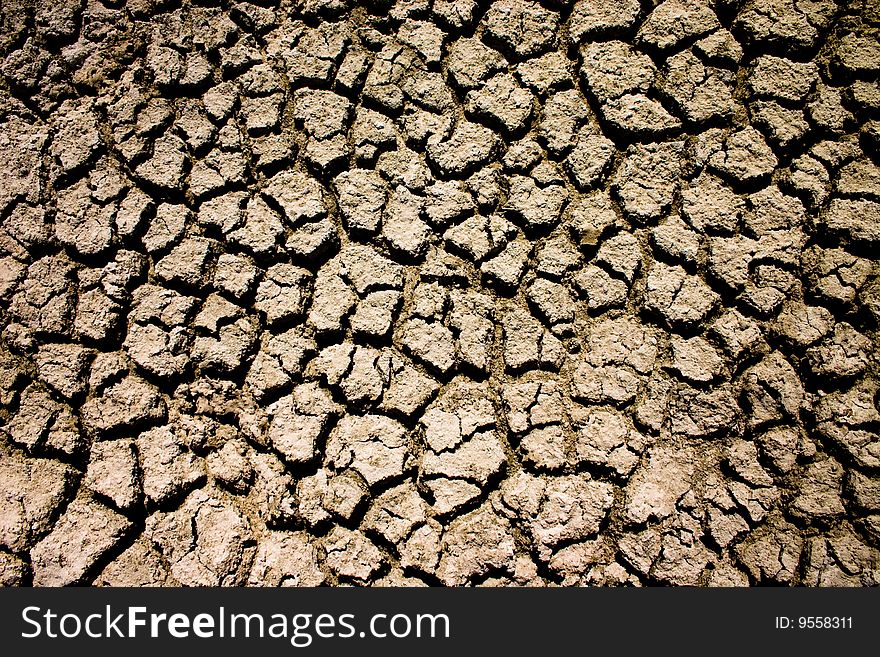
left=0, top=0, right=879, bottom=587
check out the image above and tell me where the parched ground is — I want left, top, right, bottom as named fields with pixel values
left=0, top=0, right=878, bottom=587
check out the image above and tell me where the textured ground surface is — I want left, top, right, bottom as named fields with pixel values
left=0, top=0, right=879, bottom=587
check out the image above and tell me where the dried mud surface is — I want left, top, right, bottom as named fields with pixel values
left=1, top=0, right=879, bottom=587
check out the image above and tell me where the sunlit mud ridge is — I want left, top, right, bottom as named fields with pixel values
left=0, top=0, right=879, bottom=587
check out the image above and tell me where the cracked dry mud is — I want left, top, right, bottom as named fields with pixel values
left=0, top=0, right=879, bottom=588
